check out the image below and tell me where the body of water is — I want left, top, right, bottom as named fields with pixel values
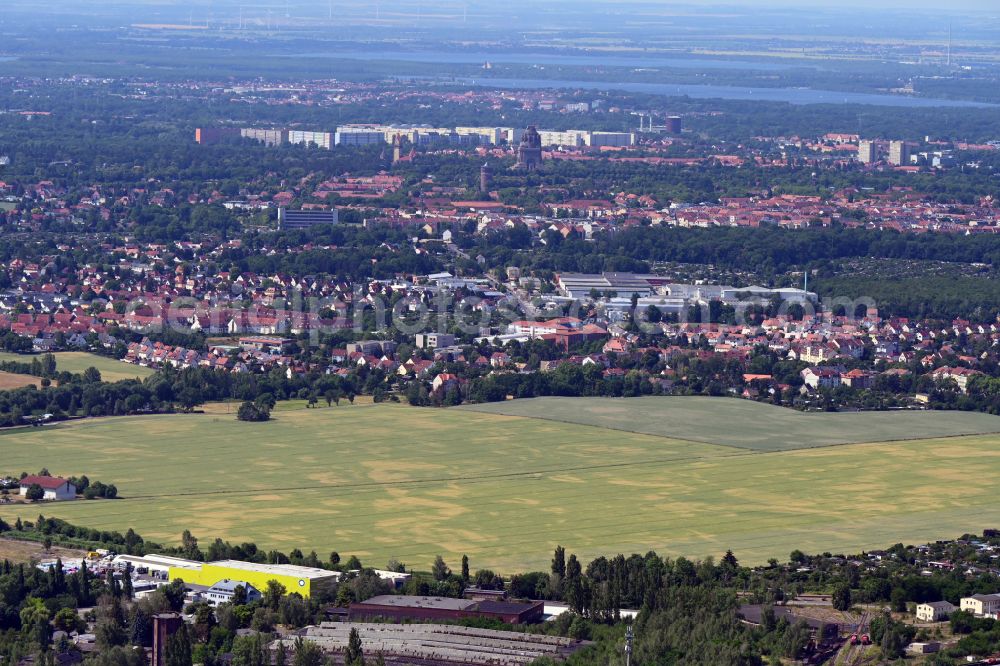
left=430, top=76, right=997, bottom=108
left=286, top=49, right=808, bottom=71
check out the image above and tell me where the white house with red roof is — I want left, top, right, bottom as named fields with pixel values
left=19, top=475, right=77, bottom=501
left=431, top=373, right=461, bottom=393
left=930, top=366, right=983, bottom=393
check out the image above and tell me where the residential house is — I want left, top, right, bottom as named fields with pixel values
left=915, top=601, right=955, bottom=622
left=204, top=580, right=262, bottom=606
left=801, top=366, right=841, bottom=389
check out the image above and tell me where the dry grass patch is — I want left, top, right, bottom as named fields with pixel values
left=0, top=371, right=38, bottom=390
left=0, top=537, right=86, bottom=564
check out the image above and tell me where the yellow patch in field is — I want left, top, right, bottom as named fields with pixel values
left=548, top=474, right=587, bottom=484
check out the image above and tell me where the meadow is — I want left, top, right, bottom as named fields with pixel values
left=2, top=400, right=1000, bottom=573
left=460, top=396, right=1000, bottom=451
left=0, top=351, right=155, bottom=383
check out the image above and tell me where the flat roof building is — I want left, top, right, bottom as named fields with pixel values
left=113, top=554, right=202, bottom=575
left=278, top=208, right=339, bottom=230
left=556, top=272, right=656, bottom=299
left=273, top=622, right=584, bottom=664
left=335, top=129, right=386, bottom=146
left=586, top=131, right=636, bottom=148
left=241, top=128, right=288, bottom=146
left=889, top=140, right=911, bottom=166
left=858, top=140, right=877, bottom=164
left=195, top=127, right=240, bottom=145
left=288, top=130, right=332, bottom=150
left=168, top=560, right=340, bottom=599
left=349, top=595, right=545, bottom=624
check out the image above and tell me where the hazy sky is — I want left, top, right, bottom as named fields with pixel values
left=26, top=0, right=1000, bottom=9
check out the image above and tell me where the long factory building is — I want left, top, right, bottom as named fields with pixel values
left=113, top=554, right=408, bottom=598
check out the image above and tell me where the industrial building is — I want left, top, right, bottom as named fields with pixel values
left=605, top=295, right=688, bottom=317
left=555, top=272, right=817, bottom=305
left=168, top=560, right=341, bottom=598
left=273, top=622, right=584, bottom=665
left=278, top=208, right=339, bottom=229
left=348, top=595, right=545, bottom=624
left=112, top=553, right=203, bottom=577
left=664, top=283, right=817, bottom=304
left=556, top=272, right=659, bottom=299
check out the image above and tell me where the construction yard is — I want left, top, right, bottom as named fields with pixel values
left=1, top=399, right=1000, bottom=572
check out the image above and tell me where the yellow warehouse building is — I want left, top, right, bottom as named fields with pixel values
left=167, top=559, right=340, bottom=598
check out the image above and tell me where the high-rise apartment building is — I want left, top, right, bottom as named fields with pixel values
left=889, top=140, right=911, bottom=166
left=858, top=140, right=877, bottom=164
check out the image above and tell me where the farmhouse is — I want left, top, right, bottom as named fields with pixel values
left=915, top=600, right=955, bottom=622
left=18, top=475, right=76, bottom=501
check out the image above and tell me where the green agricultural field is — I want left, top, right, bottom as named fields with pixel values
left=0, top=351, right=154, bottom=383
left=460, top=396, right=1000, bottom=451
left=2, top=401, right=1000, bottom=573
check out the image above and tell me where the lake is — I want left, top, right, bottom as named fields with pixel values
left=286, top=49, right=809, bottom=71
left=425, top=76, right=997, bottom=108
